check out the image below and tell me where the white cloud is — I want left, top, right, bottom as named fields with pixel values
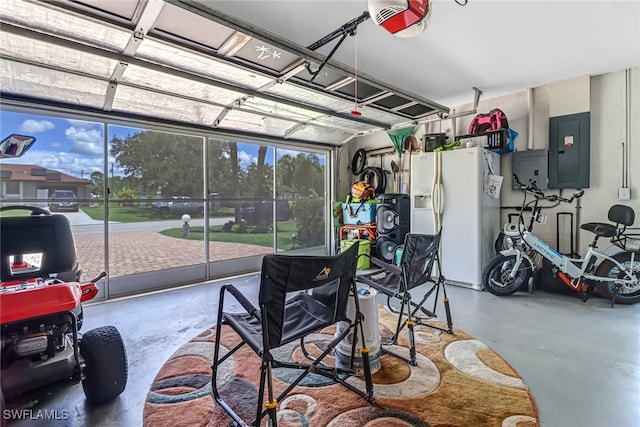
left=237, top=150, right=257, bottom=168
left=65, top=126, right=103, bottom=156
left=68, top=157, right=103, bottom=179
left=19, top=119, right=55, bottom=133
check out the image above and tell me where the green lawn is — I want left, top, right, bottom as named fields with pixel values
left=82, top=205, right=235, bottom=222
left=0, top=207, right=42, bottom=217
left=160, top=220, right=298, bottom=249
left=0, top=204, right=296, bottom=248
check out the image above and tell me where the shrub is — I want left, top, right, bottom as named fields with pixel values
left=113, top=188, right=139, bottom=206
left=291, top=199, right=324, bottom=247
left=222, top=220, right=235, bottom=232
left=225, top=220, right=272, bottom=234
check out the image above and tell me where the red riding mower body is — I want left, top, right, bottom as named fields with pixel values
left=0, top=207, right=127, bottom=413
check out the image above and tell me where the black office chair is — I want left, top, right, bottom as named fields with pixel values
left=358, top=232, right=453, bottom=365
left=211, top=242, right=374, bottom=427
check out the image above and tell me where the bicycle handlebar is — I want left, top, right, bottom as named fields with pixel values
left=512, top=174, right=584, bottom=204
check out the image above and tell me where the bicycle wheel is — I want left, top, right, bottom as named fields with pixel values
left=483, top=254, right=532, bottom=296
left=594, top=251, right=640, bottom=304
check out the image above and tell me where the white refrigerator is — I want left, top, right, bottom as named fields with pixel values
left=410, top=146, right=500, bottom=290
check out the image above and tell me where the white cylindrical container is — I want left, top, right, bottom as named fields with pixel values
left=334, top=284, right=381, bottom=375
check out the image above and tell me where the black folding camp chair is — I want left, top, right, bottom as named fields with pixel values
left=358, top=232, right=453, bottom=365
left=211, top=242, right=374, bottom=427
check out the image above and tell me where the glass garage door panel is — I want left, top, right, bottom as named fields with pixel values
left=106, top=125, right=207, bottom=295
left=275, top=148, right=327, bottom=255
left=0, top=109, right=107, bottom=294
left=1, top=107, right=333, bottom=297
left=206, top=138, right=274, bottom=265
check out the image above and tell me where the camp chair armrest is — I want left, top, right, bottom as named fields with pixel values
left=222, top=284, right=259, bottom=318
left=371, top=257, right=401, bottom=275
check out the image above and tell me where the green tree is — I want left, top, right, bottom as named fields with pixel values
left=228, top=141, right=241, bottom=223
left=113, top=187, right=139, bottom=206
left=256, top=145, right=268, bottom=197
left=103, top=174, right=133, bottom=196
left=277, top=154, right=296, bottom=189
left=250, top=145, right=271, bottom=223
left=109, top=131, right=204, bottom=197
left=88, top=171, right=104, bottom=197
left=292, top=199, right=324, bottom=247
left=276, top=152, right=324, bottom=198
left=292, top=153, right=323, bottom=197
left=207, top=139, right=234, bottom=196
left=276, top=152, right=325, bottom=247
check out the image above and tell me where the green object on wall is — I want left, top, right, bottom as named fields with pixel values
left=386, top=127, right=415, bottom=158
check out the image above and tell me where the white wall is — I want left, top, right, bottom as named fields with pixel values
left=583, top=69, right=640, bottom=249
left=343, top=67, right=639, bottom=255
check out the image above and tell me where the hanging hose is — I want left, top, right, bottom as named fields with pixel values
left=351, top=148, right=367, bottom=175
left=360, top=166, right=386, bottom=196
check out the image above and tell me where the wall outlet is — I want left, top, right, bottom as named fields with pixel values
left=618, top=187, right=631, bottom=200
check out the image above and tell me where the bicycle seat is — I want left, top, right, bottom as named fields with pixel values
left=580, top=205, right=635, bottom=237
left=580, top=222, right=617, bottom=237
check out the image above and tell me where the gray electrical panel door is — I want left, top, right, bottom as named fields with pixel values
left=512, top=149, right=548, bottom=190
left=548, top=112, right=590, bottom=189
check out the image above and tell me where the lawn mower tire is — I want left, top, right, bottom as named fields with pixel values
left=1, top=387, right=5, bottom=427
left=80, top=326, right=128, bottom=405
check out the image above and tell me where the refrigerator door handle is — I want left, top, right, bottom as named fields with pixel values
left=431, top=151, right=443, bottom=231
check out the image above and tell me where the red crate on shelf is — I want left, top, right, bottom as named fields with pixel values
left=340, top=224, right=376, bottom=242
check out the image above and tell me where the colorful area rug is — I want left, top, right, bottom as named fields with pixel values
left=144, top=307, right=538, bottom=426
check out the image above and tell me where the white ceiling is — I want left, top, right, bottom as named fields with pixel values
left=1, top=0, right=638, bottom=145
left=205, top=0, right=640, bottom=107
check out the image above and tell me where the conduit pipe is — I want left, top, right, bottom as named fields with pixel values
left=527, top=88, right=534, bottom=150
left=621, top=70, right=627, bottom=188
left=619, top=69, right=631, bottom=190
left=415, top=87, right=483, bottom=126
left=623, top=68, right=631, bottom=188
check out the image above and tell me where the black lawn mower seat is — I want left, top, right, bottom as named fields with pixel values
left=1, top=214, right=76, bottom=282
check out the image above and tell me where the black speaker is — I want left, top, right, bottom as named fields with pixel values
left=375, top=193, right=410, bottom=262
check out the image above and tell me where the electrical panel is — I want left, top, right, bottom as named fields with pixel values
left=548, top=112, right=590, bottom=189
left=511, top=149, right=548, bottom=190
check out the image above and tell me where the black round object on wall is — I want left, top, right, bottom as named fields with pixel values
left=351, top=148, right=367, bottom=175
left=361, top=167, right=386, bottom=195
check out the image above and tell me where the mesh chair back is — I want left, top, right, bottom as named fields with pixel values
left=258, top=242, right=358, bottom=349
left=1, top=214, right=76, bottom=282
left=400, top=232, right=441, bottom=291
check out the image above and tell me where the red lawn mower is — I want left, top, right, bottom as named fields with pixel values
left=0, top=135, right=127, bottom=418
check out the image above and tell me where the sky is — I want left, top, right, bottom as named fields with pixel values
left=0, top=110, right=321, bottom=180
left=1, top=110, right=122, bottom=180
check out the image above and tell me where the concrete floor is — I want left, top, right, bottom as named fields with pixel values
left=5, top=275, right=640, bottom=427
